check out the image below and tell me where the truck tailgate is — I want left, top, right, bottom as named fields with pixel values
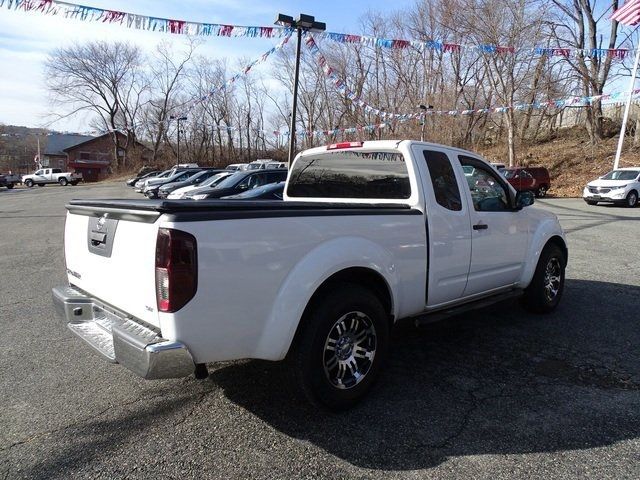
left=64, top=208, right=161, bottom=328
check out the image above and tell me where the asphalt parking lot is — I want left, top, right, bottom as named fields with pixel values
left=1, top=183, right=639, bottom=479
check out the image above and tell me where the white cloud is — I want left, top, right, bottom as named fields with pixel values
left=0, top=2, right=289, bottom=130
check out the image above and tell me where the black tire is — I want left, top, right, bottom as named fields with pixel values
left=535, top=185, right=548, bottom=198
left=25, top=179, right=34, bottom=188
left=287, top=283, right=389, bottom=410
left=6, top=183, right=13, bottom=189
left=625, top=190, right=638, bottom=208
left=521, top=243, right=566, bottom=314
left=59, top=177, right=68, bottom=186
left=70, top=181, right=78, bottom=186
left=585, top=200, right=598, bottom=206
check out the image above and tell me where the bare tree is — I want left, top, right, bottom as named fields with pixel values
left=45, top=41, right=145, bottom=169
left=549, top=0, right=622, bottom=142
left=142, top=40, right=198, bottom=163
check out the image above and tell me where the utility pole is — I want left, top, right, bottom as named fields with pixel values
left=275, top=13, right=326, bottom=167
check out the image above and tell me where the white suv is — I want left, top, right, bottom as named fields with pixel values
left=583, top=168, right=640, bottom=208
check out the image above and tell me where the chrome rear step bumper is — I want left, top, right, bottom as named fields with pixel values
left=52, top=285, right=195, bottom=379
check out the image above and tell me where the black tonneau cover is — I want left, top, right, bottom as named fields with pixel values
left=66, top=199, right=420, bottom=223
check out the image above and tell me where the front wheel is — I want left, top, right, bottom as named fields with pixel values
left=522, top=243, right=566, bottom=314
left=6, top=183, right=13, bottom=189
left=58, top=177, right=68, bottom=186
left=25, top=179, right=34, bottom=188
left=287, top=283, right=389, bottom=410
left=625, top=190, right=638, bottom=208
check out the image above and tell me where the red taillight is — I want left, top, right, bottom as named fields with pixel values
left=326, top=141, right=364, bottom=150
left=155, top=228, right=198, bottom=313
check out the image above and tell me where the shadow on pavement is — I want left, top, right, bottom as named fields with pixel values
left=12, top=279, right=639, bottom=476
left=210, top=278, right=640, bottom=470
left=15, top=388, right=211, bottom=480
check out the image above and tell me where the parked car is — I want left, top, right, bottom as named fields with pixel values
left=185, top=169, right=288, bottom=200
left=220, top=181, right=285, bottom=200
left=225, top=163, right=248, bottom=171
left=134, top=169, right=174, bottom=191
left=502, top=167, right=551, bottom=197
left=144, top=169, right=202, bottom=198
left=54, top=139, right=567, bottom=410
left=0, top=172, right=20, bottom=189
left=22, top=168, right=82, bottom=187
left=583, top=167, right=640, bottom=207
left=126, top=170, right=160, bottom=187
left=167, top=171, right=233, bottom=199
left=264, top=162, right=287, bottom=169
left=136, top=167, right=194, bottom=193
left=490, top=162, right=506, bottom=170
left=157, top=169, right=225, bottom=198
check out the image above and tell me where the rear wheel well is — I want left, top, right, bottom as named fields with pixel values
left=310, top=268, right=392, bottom=319
left=290, top=268, right=394, bottom=353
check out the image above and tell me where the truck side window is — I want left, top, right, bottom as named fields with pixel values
left=458, top=156, right=510, bottom=212
left=423, top=150, right=462, bottom=211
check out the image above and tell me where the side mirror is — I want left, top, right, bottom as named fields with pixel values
left=515, top=191, right=535, bottom=209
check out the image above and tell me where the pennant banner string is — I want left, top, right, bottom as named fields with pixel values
left=304, top=34, right=640, bottom=128
left=181, top=33, right=292, bottom=116
left=278, top=92, right=640, bottom=139
left=0, top=0, right=634, bottom=58
left=143, top=91, right=640, bottom=139
left=0, top=0, right=294, bottom=38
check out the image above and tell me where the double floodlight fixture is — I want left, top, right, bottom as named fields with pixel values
left=418, top=104, right=434, bottom=111
left=274, top=13, right=326, bottom=32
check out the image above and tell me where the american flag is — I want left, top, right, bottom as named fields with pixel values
left=611, top=0, right=640, bottom=25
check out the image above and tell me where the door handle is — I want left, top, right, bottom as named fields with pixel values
left=473, top=223, right=488, bottom=230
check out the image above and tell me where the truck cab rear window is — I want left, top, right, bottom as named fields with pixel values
left=287, top=151, right=411, bottom=199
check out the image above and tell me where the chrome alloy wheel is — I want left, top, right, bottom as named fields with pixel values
left=323, top=311, right=377, bottom=390
left=544, top=257, right=562, bottom=302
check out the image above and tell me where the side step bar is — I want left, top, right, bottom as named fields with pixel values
left=413, top=289, right=523, bottom=327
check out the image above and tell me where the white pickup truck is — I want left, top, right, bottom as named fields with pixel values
left=23, top=168, right=82, bottom=187
left=53, top=140, right=567, bottom=409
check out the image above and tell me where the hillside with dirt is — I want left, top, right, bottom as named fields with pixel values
left=478, top=127, right=640, bottom=197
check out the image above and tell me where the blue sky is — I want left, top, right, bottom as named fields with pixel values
left=0, top=0, right=414, bottom=130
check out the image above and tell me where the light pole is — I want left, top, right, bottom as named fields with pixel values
left=378, top=107, right=386, bottom=140
left=170, top=115, right=187, bottom=166
left=275, top=13, right=326, bottom=167
left=418, top=104, right=433, bottom=142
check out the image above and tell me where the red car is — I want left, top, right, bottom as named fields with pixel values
left=502, top=167, right=551, bottom=197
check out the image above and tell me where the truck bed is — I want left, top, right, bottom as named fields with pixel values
left=64, top=197, right=427, bottom=362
